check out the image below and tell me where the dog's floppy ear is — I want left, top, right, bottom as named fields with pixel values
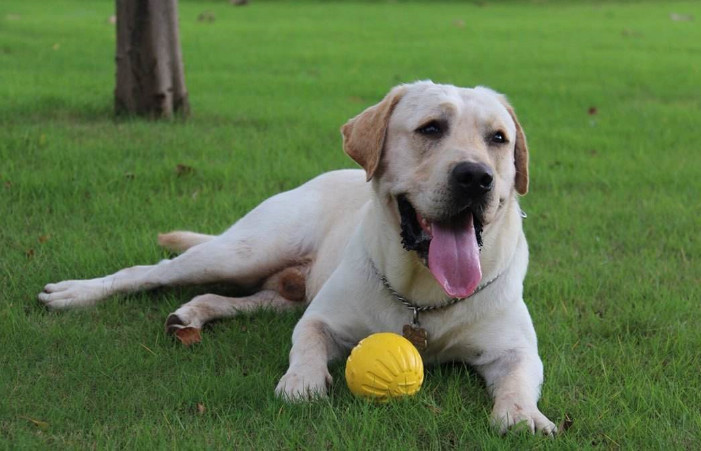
left=341, top=86, right=406, bottom=181
left=499, top=98, right=529, bottom=195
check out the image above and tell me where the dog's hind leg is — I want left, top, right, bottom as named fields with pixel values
left=165, top=265, right=308, bottom=333
left=157, top=231, right=215, bottom=253
left=165, top=291, right=298, bottom=343
left=38, top=185, right=322, bottom=310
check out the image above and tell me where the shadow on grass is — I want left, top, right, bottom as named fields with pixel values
left=0, top=95, right=280, bottom=131
left=1, top=95, right=114, bottom=125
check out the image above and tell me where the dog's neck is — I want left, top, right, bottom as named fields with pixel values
left=362, top=194, right=524, bottom=306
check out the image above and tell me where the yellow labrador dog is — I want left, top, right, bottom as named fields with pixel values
left=39, top=81, right=556, bottom=434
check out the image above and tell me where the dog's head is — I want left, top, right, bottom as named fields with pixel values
left=341, top=81, right=529, bottom=298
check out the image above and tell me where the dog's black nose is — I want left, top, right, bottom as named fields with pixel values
left=452, top=162, right=494, bottom=197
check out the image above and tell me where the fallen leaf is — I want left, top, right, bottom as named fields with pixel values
left=175, top=164, right=194, bottom=177
left=174, top=327, right=202, bottom=347
left=38, top=235, right=50, bottom=244
left=25, top=249, right=35, bottom=258
left=559, top=413, right=574, bottom=432
left=587, top=107, right=598, bottom=115
left=197, top=403, right=206, bottom=414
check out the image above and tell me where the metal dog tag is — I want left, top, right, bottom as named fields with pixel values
left=403, top=324, right=428, bottom=351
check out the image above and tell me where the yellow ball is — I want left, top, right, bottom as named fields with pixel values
left=345, top=332, right=424, bottom=400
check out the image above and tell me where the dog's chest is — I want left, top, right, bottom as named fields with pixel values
left=377, top=299, right=483, bottom=363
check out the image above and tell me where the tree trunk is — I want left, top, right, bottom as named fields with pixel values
left=115, top=0, right=189, bottom=119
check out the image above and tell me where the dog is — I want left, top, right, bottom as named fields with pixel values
left=39, top=81, right=557, bottom=435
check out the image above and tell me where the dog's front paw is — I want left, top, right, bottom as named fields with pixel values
left=275, top=367, right=332, bottom=401
left=37, top=280, right=107, bottom=310
left=491, top=401, right=557, bottom=435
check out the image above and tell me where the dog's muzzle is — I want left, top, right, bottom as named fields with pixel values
left=397, top=162, right=494, bottom=298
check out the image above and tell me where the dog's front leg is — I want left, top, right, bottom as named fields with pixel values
left=477, top=349, right=557, bottom=435
left=275, top=317, right=341, bottom=401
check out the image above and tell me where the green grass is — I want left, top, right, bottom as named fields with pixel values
left=2, top=0, right=700, bottom=448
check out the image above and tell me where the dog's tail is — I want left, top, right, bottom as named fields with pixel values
left=157, top=231, right=215, bottom=253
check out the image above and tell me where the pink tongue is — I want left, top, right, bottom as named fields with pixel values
left=428, top=213, right=482, bottom=298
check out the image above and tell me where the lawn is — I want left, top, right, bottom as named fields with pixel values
left=1, top=0, right=700, bottom=448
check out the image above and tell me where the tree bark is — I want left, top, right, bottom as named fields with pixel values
left=115, top=0, right=189, bottom=119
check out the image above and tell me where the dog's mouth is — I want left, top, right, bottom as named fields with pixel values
left=398, top=195, right=484, bottom=298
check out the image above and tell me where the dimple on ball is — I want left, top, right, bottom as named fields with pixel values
left=345, top=332, right=424, bottom=400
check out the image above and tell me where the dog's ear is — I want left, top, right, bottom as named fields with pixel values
left=499, top=99, right=529, bottom=195
left=341, top=86, right=406, bottom=181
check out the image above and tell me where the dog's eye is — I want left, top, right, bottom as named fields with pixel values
left=490, top=131, right=507, bottom=144
left=416, top=121, right=444, bottom=137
